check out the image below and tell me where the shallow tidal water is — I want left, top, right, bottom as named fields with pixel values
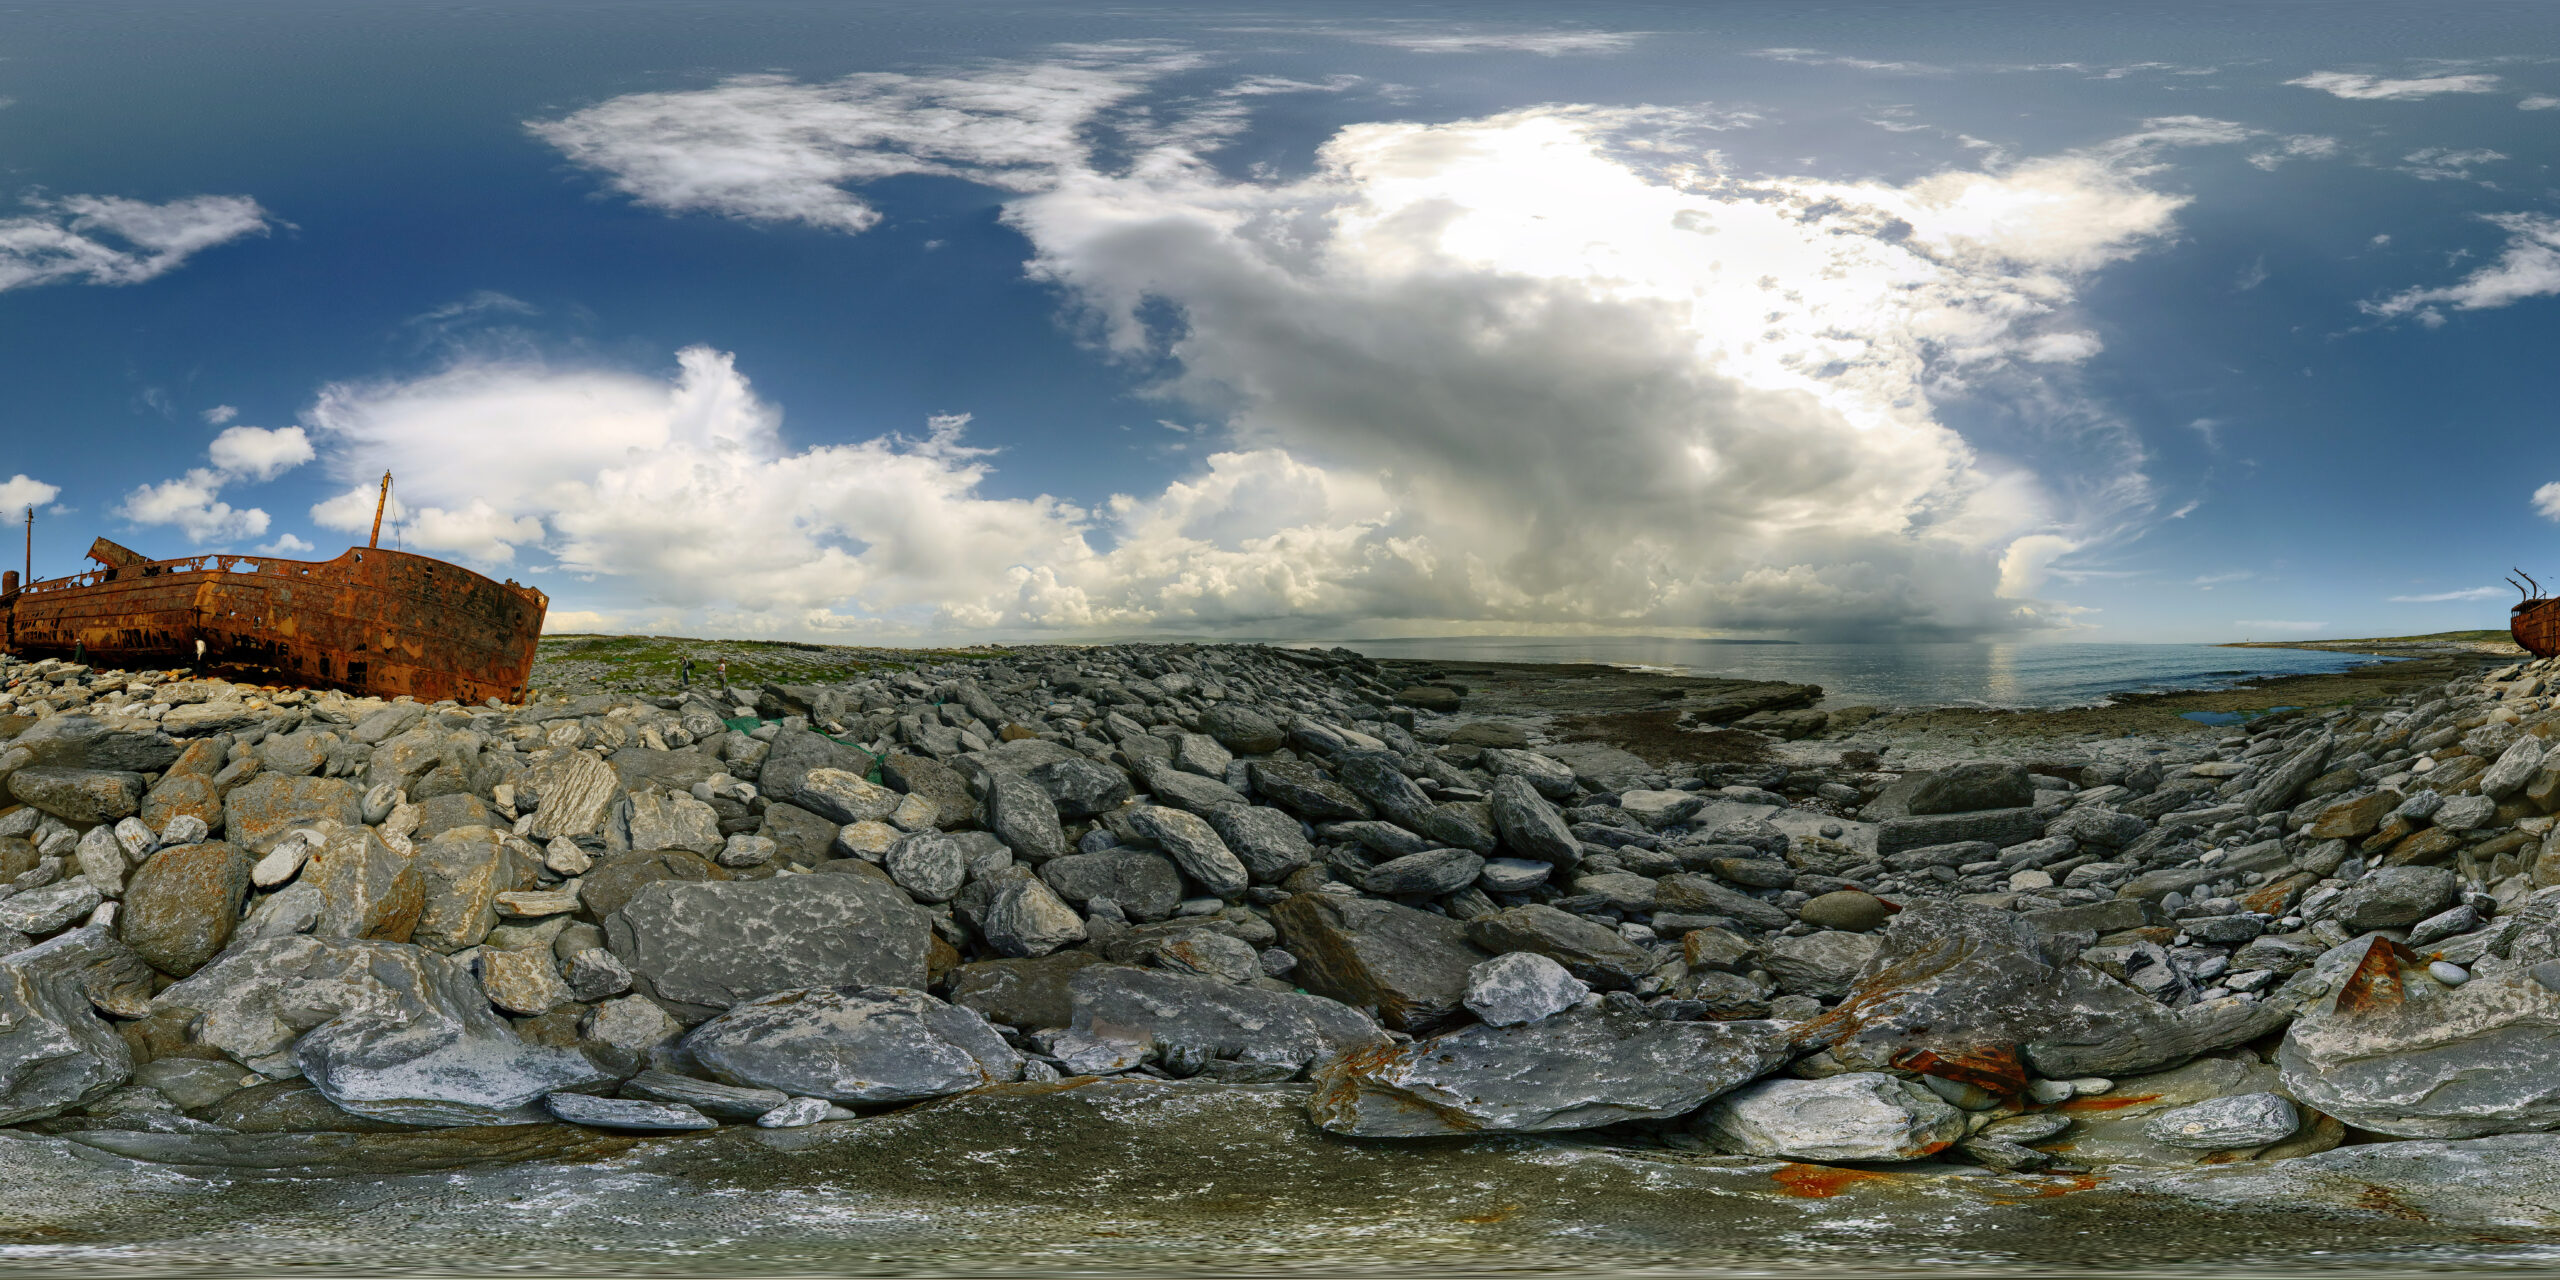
left=1331, top=640, right=2393, bottom=711
left=9, top=1080, right=2559, bottom=1278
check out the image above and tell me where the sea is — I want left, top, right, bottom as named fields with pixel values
left=1323, top=638, right=2396, bottom=710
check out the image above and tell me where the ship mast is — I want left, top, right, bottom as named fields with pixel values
left=369, top=470, right=391, bottom=549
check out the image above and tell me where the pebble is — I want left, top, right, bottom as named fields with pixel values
left=2430, top=961, right=2471, bottom=986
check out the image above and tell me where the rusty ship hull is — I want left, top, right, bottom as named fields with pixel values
left=1, top=540, right=546, bottom=703
left=2519, top=598, right=2560, bottom=660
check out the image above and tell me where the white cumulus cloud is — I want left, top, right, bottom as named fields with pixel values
left=2364, top=212, right=2560, bottom=321
left=0, top=194, right=270, bottom=292
left=453, top=53, right=2238, bottom=637
left=0, top=474, right=61, bottom=512
left=2536, top=481, right=2560, bottom=521
left=115, top=470, right=269, bottom=544
left=2523, top=95, right=2560, bottom=111
left=207, top=425, right=315, bottom=482
left=256, top=533, right=316, bottom=556
left=114, top=420, right=315, bottom=546
left=2287, top=71, right=2502, bottom=100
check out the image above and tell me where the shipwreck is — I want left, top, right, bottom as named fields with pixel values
left=0, top=476, right=546, bottom=703
left=2513, top=570, right=2560, bottom=660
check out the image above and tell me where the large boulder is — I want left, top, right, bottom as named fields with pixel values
left=949, top=950, right=1111, bottom=1030
left=1798, top=901, right=2293, bottom=1091
left=794, top=767, right=902, bottom=825
left=1199, top=804, right=1314, bottom=883
left=1875, top=808, right=2040, bottom=855
left=605, top=873, right=930, bottom=1009
left=1272, top=893, right=1488, bottom=1032
left=411, top=826, right=536, bottom=953
left=1906, top=763, right=2035, bottom=816
left=150, top=936, right=613, bottom=1124
left=1198, top=704, right=1285, bottom=756
left=619, top=788, right=725, bottom=855
left=1693, top=1072, right=1966, bottom=1161
left=975, top=867, right=1091, bottom=959
left=1760, top=930, right=1882, bottom=1000
left=2330, top=866, right=2460, bottom=932
left=2279, top=934, right=2560, bottom=1138
left=1040, top=849, right=1183, bottom=922
left=1127, top=806, right=1249, bottom=897
left=1060, top=965, right=1387, bottom=1073
left=578, top=848, right=728, bottom=921
left=682, top=985, right=1021, bottom=1104
left=880, top=753, right=977, bottom=829
left=0, top=927, right=137, bottom=1123
left=1308, top=1010, right=1789, bottom=1137
left=1247, top=760, right=1371, bottom=822
left=223, top=774, right=364, bottom=853
left=9, top=766, right=145, bottom=824
left=1024, top=757, right=1131, bottom=820
left=755, top=728, right=878, bottom=805
left=117, top=840, right=252, bottom=976
left=980, top=769, right=1068, bottom=862
left=307, top=826, right=425, bottom=943
left=522, top=751, right=619, bottom=841
left=1464, top=904, right=1653, bottom=989
left=1488, top=775, right=1579, bottom=867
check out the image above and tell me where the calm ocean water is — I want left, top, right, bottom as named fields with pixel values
left=1325, top=639, right=2393, bottom=710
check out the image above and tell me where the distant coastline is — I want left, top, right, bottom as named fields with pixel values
left=2223, top=629, right=2523, bottom=658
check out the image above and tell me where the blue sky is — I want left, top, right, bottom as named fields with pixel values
left=2, top=0, right=2556, bottom=644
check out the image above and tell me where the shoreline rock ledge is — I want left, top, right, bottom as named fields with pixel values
left=8, top=643, right=2560, bottom=1222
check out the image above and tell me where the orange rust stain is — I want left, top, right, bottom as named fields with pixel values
left=1987, top=1173, right=2107, bottom=1204
left=1772, top=1164, right=1891, bottom=1198
left=2336, top=936, right=2416, bottom=1016
left=2355, top=1183, right=2429, bottom=1222
left=1458, top=1203, right=1523, bottom=1225
left=1893, top=1044, right=2028, bottom=1098
left=2059, top=1093, right=2162, bottom=1113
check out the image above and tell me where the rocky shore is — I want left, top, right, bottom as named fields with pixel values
left=6, top=641, right=2560, bottom=1233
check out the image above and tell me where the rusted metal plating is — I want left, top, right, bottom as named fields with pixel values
left=0, top=537, right=546, bottom=704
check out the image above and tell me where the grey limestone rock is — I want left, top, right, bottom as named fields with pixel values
left=7, top=766, right=145, bottom=825
left=2332, top=866, right=2460, bottom=933
left=976, top=867, right=1090, bottom=958
left=682, top=985, right=1022, bottom=1105
left=1906, top=763, right=2035, bottom=816
left=1308, top=1009, right=1789, bottom=1137
left=1361, top=848, right=1484, bottom=897
left=1024, top=756, right=1132, bottom=820
left=1695, top=1072, right=1966, bottom=1162
left=605, top=872, right=930, bottom=1009
left=1063, top=965, right=1386, bottom=1071
left=1480, top=748, right=1577, bottom=800
left=621, top=1067, right=789, bottom=1118
left=152, top=935, right=612, bottom=1125
left=1127, top=806, right=1249, bottom=897
left=2280, top=935, right=2560, bottom=1138
left=1274, top=892, right=1487, bottom=1032
left=1247, top=760, right=1371, bottom=822
left=980, top=769, right=1068, bottom=862
left=1463, top=903, right=1652, bottom=989
left=882, top=831, right=967, bottom=902
left=1463, top=951, right=1588, bottom=1026
left=794, top=768, right=902, bottom=825
left=1876, top=807, right=2040, bottom=856
left=1759, top=930, right=1882, bottom=1000
left=0, top=927, right=136, bottom=1124
left=2145, top=1091, right=2301, bottom=1148
left=1040, top=849, right=1183, bottom=922
left=1488, top=775, right=1579, bottom=866
left=1198, top=704, right=1285, bottom=756
left=1199, top=804, right=1314, bottom=883
left=544, top=1091, right=718, bottom=1131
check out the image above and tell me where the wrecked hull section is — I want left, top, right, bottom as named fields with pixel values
left=0, top=538, right=545, bottom=702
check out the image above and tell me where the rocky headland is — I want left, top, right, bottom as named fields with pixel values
left=7, top=639, right=2560, bottom=1248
